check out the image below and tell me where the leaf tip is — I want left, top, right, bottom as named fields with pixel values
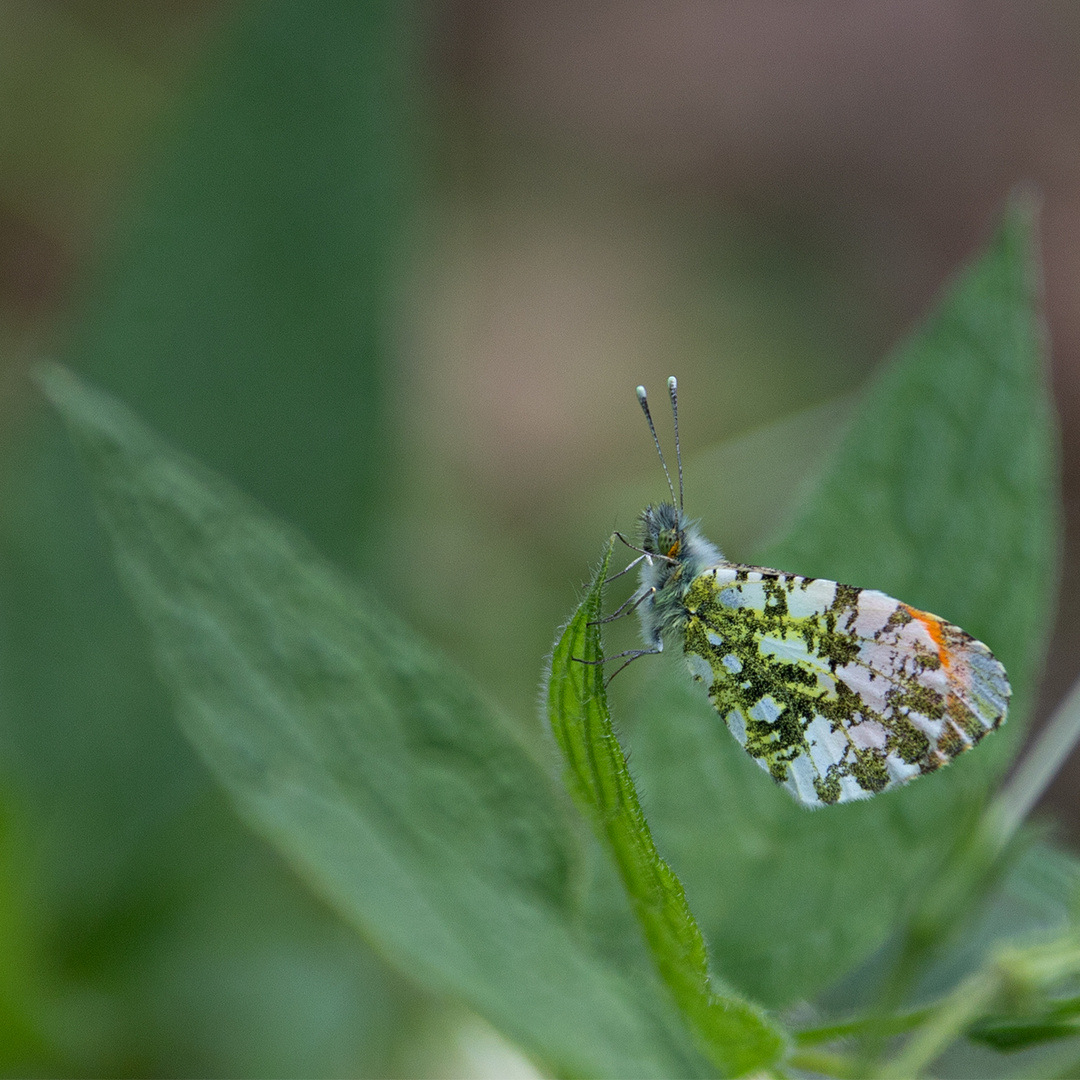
left=31, top=359, right=77, bottom=408
left=32, top=362, right=123, bottom=444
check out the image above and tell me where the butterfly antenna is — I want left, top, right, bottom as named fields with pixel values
left=667, top=376, right=684, bottom=510
left=636, top=384, right=677, bottom=506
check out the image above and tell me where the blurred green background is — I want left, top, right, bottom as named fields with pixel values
left=1, top=1, right=1080, bottom=1075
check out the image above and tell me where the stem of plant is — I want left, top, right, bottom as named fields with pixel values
left=873, top=968, right=999, bottom=1080
left=796, top=1007, right=931, bottom=1047
left=984, top=673, right=1080, bottom=855
left=786, top=1047, right=862, bottom=1079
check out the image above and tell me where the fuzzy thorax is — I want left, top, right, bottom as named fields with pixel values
left=637, top=502, right=723, bottom=649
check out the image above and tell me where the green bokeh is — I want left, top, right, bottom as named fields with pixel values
left=0, top=0, right=1070, bottom=1075
left=0, top=1, right=423, bottom=1075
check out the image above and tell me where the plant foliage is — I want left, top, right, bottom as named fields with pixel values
left=37, top=199, right=1080, bottom=1078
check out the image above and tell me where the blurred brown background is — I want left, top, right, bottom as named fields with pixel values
left=4, top=0, right=1080, bottom=833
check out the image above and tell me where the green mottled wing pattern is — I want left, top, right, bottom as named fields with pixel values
left=680, top=566, right=1010, bottom=806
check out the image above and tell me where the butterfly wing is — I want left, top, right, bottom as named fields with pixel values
left=681, top=566, right=1010, bottom=806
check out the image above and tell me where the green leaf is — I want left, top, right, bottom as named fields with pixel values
left=968, top=1013, right=1080, bottom=1053
left=765, top=198, right=1056, bottom=705
left=38, top=364, right=717, bottom=1080
left=618, top=197, right=1059, bottom=1006
left=0, top=797, right=56, bottom=1074
left=547, top=543, right=786, bottom=1077
left=0, top=2, right=423, bottom=1071
left=64, top=0, right=415, bottom=562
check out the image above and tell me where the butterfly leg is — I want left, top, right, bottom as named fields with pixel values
left=590, top=586, right=656, bottom=626
left=602, top=552, right=647, bottom=584
left=612, top=531, right=677, bottom=562
left=572, top=646, right=662, bottom=685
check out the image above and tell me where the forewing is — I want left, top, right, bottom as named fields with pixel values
left=680, top=566, right=1011, bottom=806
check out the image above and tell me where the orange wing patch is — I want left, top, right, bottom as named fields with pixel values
left=901, top=604, right=952, bottom=671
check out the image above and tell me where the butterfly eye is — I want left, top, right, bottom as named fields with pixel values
left=656, top=528, right=680, bottom=558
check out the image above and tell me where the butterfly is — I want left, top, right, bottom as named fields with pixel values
left=604, top=377, right=1010, bottom=807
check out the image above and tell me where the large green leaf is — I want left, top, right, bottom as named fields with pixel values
left=39, top=364, right=716, bottom=1079
left=0, top=0, right=424, bottom=1072
left=618, top=199, right=1059, bottom=1006
left=62, top=0, right=414, bottom=560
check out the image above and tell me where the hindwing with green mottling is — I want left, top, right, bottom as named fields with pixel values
left=680, top=566, right=1010, bottom=807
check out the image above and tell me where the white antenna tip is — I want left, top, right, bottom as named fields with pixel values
left=667, top=376, right=677, bottom=392
left=635, top=385, right=647, bottom=402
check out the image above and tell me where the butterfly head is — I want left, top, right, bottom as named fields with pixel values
left=640, top=501, right=685, bottom=560
left=635, top=501, right=721, bottom=648
left=639, top=501, right=721, bottom=577
left=632, top=381, right=723, bottom=648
